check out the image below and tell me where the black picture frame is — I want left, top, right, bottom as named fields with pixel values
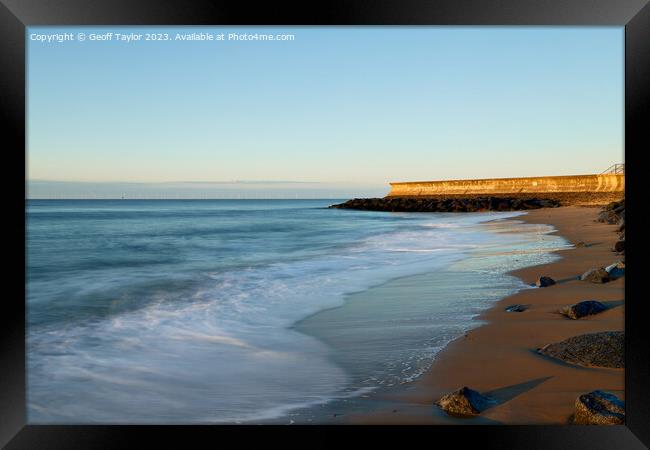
left=2, top=1, right=648, bottom=448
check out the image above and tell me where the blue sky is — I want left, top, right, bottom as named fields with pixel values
left=27, top=27, right=623, bottom=198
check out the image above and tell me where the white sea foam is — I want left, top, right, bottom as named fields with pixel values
left=27, top=203, right=568, bottom=423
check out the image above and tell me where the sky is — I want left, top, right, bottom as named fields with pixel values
left=27, top=26, right=624, bottom=198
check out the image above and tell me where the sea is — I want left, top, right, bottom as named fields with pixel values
left=26, top=199, right=570, bottom=423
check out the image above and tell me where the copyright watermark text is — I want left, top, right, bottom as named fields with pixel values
left=29, top=31, right=296, bottom=44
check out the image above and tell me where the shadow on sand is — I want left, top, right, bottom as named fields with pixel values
left=555, top=275, right=582, bottom=284
left=483, top=376, right=554, bottom=410
left=600, top=300, right=624, bottom=310
left=429, top=377, right=554, bottom=423
left=528, top=276, right=579, bottom=288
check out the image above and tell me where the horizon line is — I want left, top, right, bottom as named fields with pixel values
left=26, top=179, right=382, bottom=185
left=26, top=197, right=352, bottom=200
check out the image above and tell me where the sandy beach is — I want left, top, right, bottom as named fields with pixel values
left=351, top=205, right=624, bottom=424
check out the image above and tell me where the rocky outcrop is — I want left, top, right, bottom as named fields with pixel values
left=537, top=331, right=624, bottom=368
left=435, top=386, right=496, bottom=417
left=535, top=276, right=556, bottom=288
left=597, top=199, right=625, bottom=257
left=580, top=268, right=611, bottom=284
left=597, top=199, right=625, bottom=225
left=574, top=390, right=625, bottom=425
left=559, top=300, right=607, bottom=320
left=329, top=197, right=560, bottom=213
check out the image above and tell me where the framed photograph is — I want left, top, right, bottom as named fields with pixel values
left=2, top=0, right=648, bottom=448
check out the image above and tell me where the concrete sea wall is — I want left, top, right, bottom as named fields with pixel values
left=387, top=174, right=624, bottom=197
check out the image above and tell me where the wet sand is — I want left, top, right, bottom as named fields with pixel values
left=351, top=205, right=624, bottom=424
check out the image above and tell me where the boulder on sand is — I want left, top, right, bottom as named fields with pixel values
left=605, top=261, right=625, bottom=279
left=537, top=331, right=624, bottom=368
left=535, top=276, right=556, bottom=288
left=597, top=209, right=619, bottom=225
left=597, top=199, right=625, bottom=225
left=574, top=390, right=625, bottom=425
left=559, top=300, right=607, bottom=320
left=613, top=239, right=625, bottom=253
left=580, top=268, right=611, bottom=284
left=435, top=386, right=496, bottom=417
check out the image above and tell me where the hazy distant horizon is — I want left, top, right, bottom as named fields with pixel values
left=28, top=26, right=623, bottom=197
left=26, top=179, right=389, bottom=199
left=26, top=166, right=622, bottom=198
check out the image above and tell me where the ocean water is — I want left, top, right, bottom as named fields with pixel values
left=26, top=199, right=570, bottom=423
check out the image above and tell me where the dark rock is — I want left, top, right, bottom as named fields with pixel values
left=539, top=199, right=559, bottom=208
left=536, top=276, right=556, bottom=288
left=329, top=197, right=561, bottom=213
left=574, top=241, right=586, bottom=248
left=435, top=386, right=496, bottom=417
left=596, top=199, right=625, bottom=225
left=505, top=304, right=529, bottom=312
left=560, top=300, right=607, bottom=320
left=580, top=268, right=611, bottom=284
left=605, top=261, right=625, bottom=279
left=497, top=201, right=510, bottom=211
left=597, top=210, right=619, bottom=225
left=574, top=390, right=625, bottom=425
left=613, top=240, right=625, bottom=253
left=537, top=331, right=624, bottom=368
